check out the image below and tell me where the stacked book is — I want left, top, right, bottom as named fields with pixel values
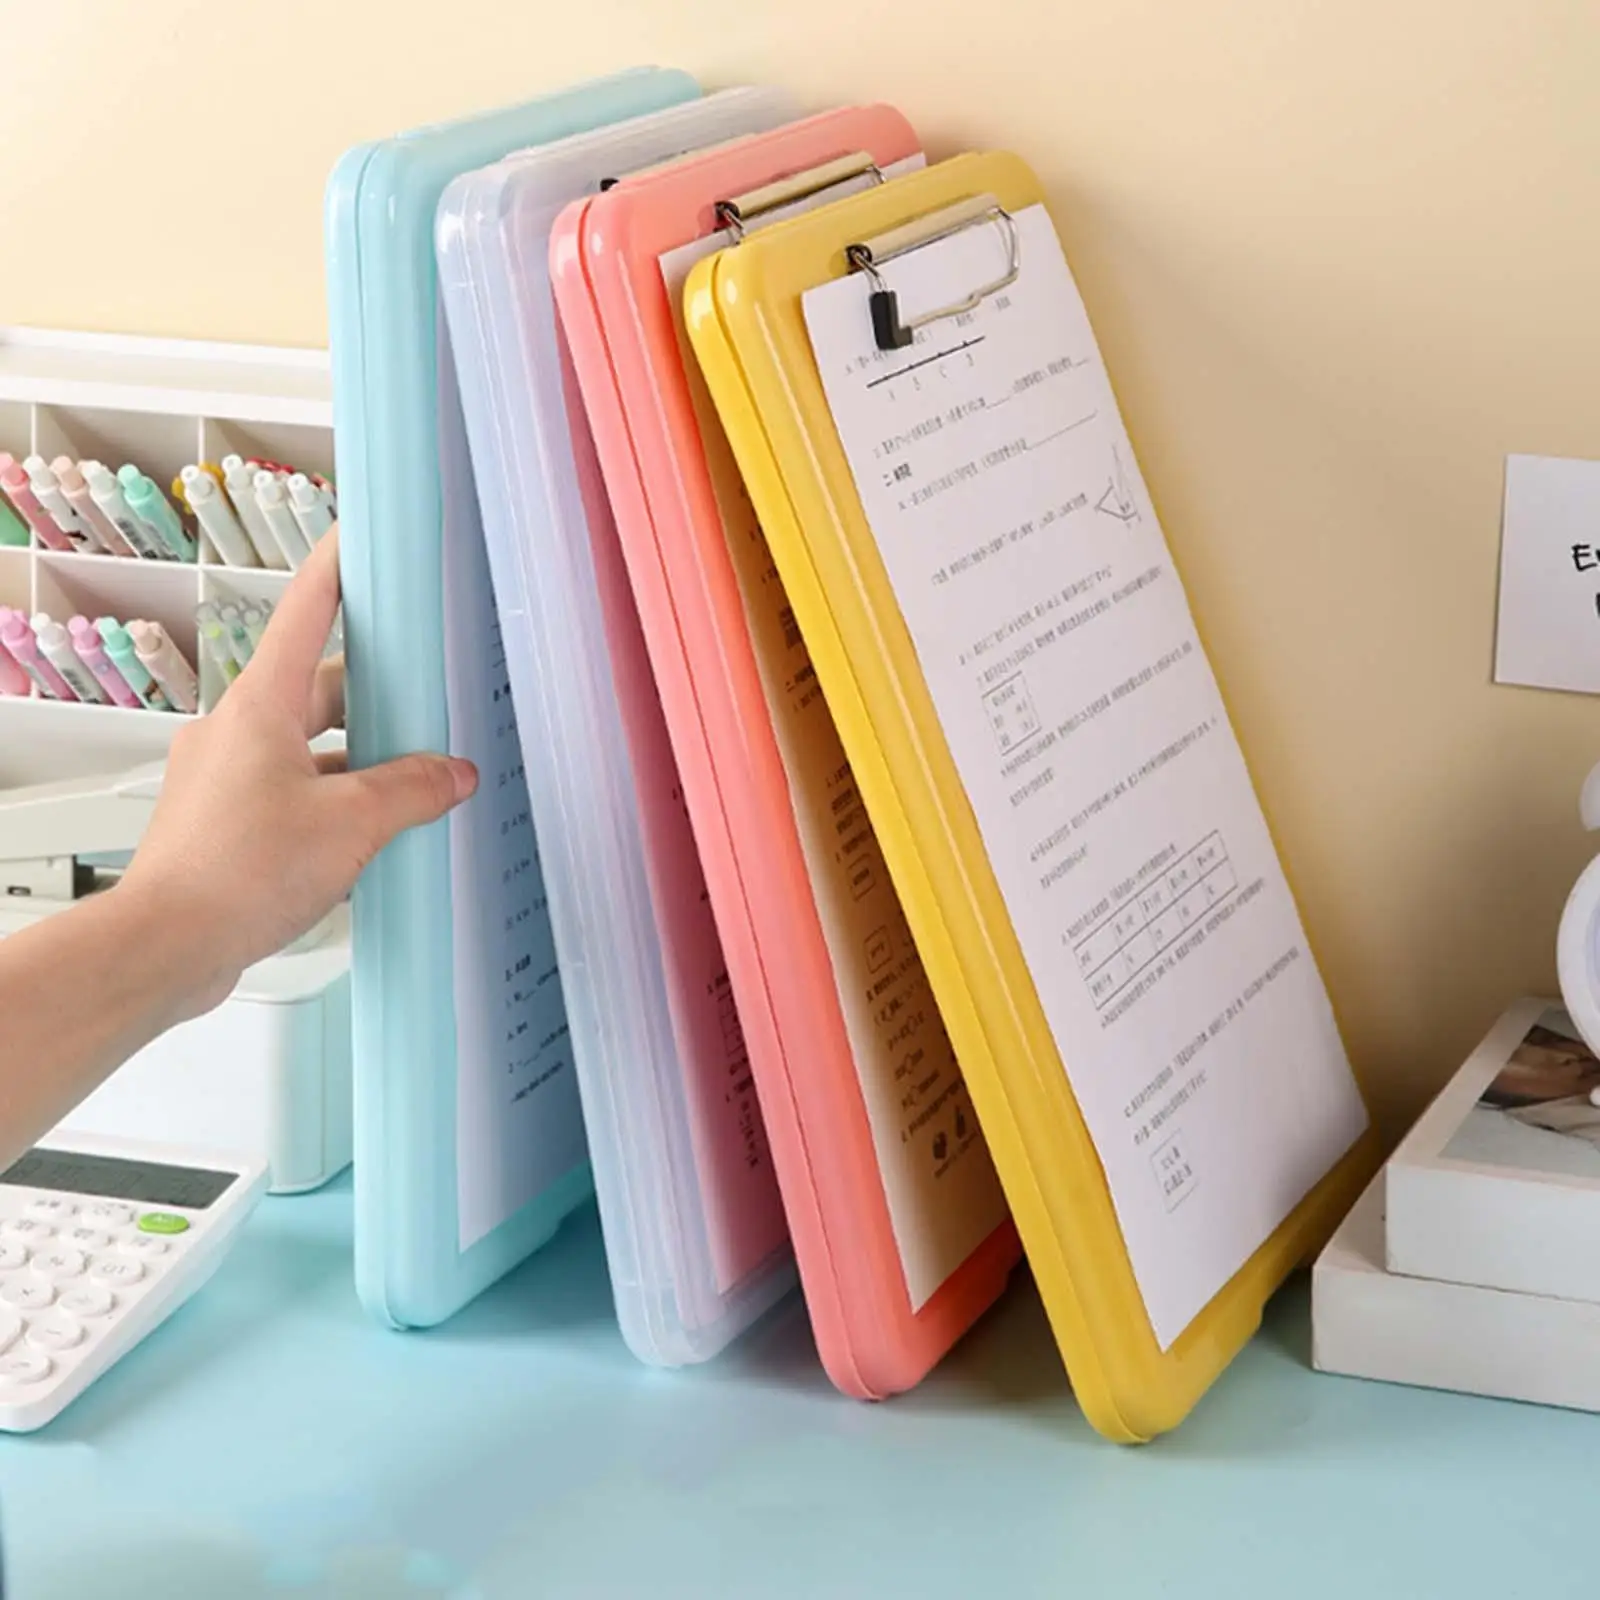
left=1313, top=996, right=1600, bottom=1412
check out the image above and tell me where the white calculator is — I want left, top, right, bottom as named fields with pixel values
left=0, top=1132, right=268, bottom=1431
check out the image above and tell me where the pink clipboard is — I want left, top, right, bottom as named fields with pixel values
left=551, top=106, right=1021, bottom=1399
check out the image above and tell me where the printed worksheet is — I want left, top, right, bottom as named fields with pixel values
left=660, top=161, right=1010, bottom=1312
left=802, top=203, right=1369, bottom=1347
left=440, top=338, right=588, bottom=1253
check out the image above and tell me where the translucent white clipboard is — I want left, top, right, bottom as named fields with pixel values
left=324, top=68, right=703, bottom=1330
left=435, top=85, right=800, bottom=1363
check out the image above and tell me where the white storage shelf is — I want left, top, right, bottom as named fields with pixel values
left=0, top=330, right=333, bottom=790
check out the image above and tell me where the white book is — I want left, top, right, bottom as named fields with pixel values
left=1312, top=1175, right=1600, bottom=1414
left=1384, top=996, right=1600, bottom=1304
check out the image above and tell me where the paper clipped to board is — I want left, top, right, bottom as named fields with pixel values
left=801, top=203, right=1369, bottom=1348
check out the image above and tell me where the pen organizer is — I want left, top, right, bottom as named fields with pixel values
left=0, top=327, right=336, bottom=761
left=0, top=328, right=350, bottom=1193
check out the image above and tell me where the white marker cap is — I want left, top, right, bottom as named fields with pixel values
left=31, top=615, right=67, bottom=650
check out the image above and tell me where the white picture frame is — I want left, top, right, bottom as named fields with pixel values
left=1385, top=995, right=1600, bottom=1303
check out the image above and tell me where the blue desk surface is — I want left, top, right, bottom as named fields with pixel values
left=0, top=1174, right=1591, bottom=1599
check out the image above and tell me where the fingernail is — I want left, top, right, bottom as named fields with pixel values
left=449, top=759, right=479, bottom=802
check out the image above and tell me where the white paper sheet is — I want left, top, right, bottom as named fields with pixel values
left=657, top=151, right=1011, bottom=1312
left=1495, top=454, right=1600, bottom=695
left=439, top=326, right=588, bottom=1253
left=802, top=203, right=1369, bottom=1347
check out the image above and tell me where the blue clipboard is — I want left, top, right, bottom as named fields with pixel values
left=324, top=68, right=702, bottom=1329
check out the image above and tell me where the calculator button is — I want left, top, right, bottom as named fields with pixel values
left=0, top=1278, right=53, bottom=1311
left=136, top=1213, right=190, bottom=1236
left=58, top=1283, right=114, bottom=1319
left=90, top=1258, right=143, bottom=1287
left=0, top=1308, right=22, bottom=1353
left=0, top=1350, right=52, bottom=1385
left=80, top=1204, right=131, bottom=1229
left=121, top=1236, right=168, bottom=1260
left=25, top=1198, right=74, bottom=1222
left=26, top=1313, right=83, bottom=1353
left=63, top=1228, right=109, bottom=1251
left=0, top=1242, right=30, bottom=1272
left=32, top=1248, right=86, bottom=1283
left=0, top=1218, right=53, bottom=1243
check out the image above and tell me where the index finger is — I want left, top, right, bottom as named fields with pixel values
left=240, top=525, right=342, bottom=721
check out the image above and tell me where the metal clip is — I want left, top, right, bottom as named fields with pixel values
left=713, top=152, right=884, bottom=242
left=845, top=194, right=1019, bottom=351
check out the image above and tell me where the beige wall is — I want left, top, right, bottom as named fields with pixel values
left=6, top=0, right=1598, bottom=1130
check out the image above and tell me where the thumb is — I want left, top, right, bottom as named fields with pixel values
left=332, top=753, right=479, bottom=852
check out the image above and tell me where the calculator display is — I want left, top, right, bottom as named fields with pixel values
left=0, top=1149, right=236, bottom=1209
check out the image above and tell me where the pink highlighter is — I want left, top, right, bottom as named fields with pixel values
left=0, top=454, right=74, bottom=552
left=54, top=460, right=137, bottom=558
left=0, top=609, right=75, bottom=699
left=0, top=612, right=29, bottom=696
left=68, top=617, right=140, bottom=708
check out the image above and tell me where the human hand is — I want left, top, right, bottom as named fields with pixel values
left=120, top=526, right=476, bottom=1017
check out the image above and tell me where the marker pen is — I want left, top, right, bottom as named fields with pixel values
left=0, top=454, right=74, bottom=551
left=0, top=497, right=26, bottom=548
left=215, top=601, right=255, bottom=669
left=0, top=612, right=75, bottom=699
left=67, top=616, right=141, bottom=709
left=220, top=455, right=287, bottom=570
left=118, top=466, right=197, bottom=562
left=97, top=618, right=170, bottom=710
left=286, top=472, right=334, bottom=546
left=0, top=612, right=30, bottom=695
left=171, top=466, right=213, bottom=508
left=240, top=602, right=270, bottom=654
left=196, top=603, right=240, bottom=684
left=53, top=458, right=137, bottom=557
left=23, top=456, right=101, bottom=552
left=82, top=462, right=166, bottom=560
left=180, top=465, right=259, bottom=568
left=32, top=614, right=108, bottom=702
left=126, top=620, right=199, bottom=712
left=288, top=467, right=337, bottom=515
left=254, top=471, right=312, bottom=570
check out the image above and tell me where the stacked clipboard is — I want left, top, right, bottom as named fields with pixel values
left=326, top=70, right=1380, bottom=1438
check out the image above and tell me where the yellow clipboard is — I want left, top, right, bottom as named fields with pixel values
left=684, top=149, right=1380, bottom=1441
